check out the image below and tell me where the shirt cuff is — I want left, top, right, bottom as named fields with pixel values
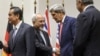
left=52, top=48, right=56, bottom=53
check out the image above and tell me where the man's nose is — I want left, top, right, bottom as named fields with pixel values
left=41, top=22, right=45, bottom=25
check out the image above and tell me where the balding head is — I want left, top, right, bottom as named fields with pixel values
left=32, top=13, right=45, bottom=29
left=32, top=14, right=44, bottom=22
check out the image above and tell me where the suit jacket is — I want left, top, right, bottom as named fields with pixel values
left=34, top=28, right=52, bottom=56
left=60, top=16, right=76, bottom=56
left=74, top=6, right=100, bottom=56
left=4, top=22, right=35, bottom=56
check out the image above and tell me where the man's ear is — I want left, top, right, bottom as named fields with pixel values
left=79, top=0, right=84, bottom=6
left=16, top=14, right=20, bottom=19
left=33, top=21, right=35, bottom=24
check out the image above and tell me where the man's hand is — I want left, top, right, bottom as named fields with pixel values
left=3, top=40, right=8, bottom=48
left=55, top=48, right=60, bottom=56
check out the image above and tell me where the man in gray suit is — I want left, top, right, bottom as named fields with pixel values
left=3, top=6, right=35, bottom=56
left=74, top=0, right=100, bottom=56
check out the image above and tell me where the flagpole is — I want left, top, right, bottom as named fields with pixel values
left=62, top=0, right=64, bottom=7
left=22, top=0, right=24, bottom=12
left=45, top=0, right=51, bottom=36
left=34, top=0, right=37, bottom=13
left=8, top=0, right=13, bottom=41
left=22, top=0, right=24, bottom=21
left=10, top=0, right=13, bottom=7
left=46, top=0, right=49, bottom=9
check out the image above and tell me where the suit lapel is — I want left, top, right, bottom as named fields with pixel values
left=12, top=22, right=24, bottom=49
left=41, top=31, right=49, bottom=46
left=61, top=16, right=68, bottom=36
left=42, top=31, right=50, bottom=46
left=9, top=30, right=14, bottom=50
left=35, top=30, right=45, bottom=44
left=85, top=6, right=95, bottom=12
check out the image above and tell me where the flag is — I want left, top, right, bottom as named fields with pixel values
left=56, top=23, right=60, bottom=48
left=44, top=8, right=57, bottom=56
left=51, top=24, right=60, bottom=56
left=2, top=22, right=13, bottom=56
left=43, top=8, right=51, bottom=36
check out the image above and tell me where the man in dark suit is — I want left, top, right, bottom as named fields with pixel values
left=32, top=14, right=58, bottom=56
left=74, top=0, right=100, bottom=56
left=3, top=6, right=35, bottom=56
left=49, top=4, right=76, bottom=56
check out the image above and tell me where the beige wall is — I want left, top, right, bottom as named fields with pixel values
left=0, top=0, right=100, bottom=55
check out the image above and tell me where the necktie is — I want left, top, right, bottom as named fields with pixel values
left=59, top=22, right=63, bottom=42
left=12, top=27, right=17, bottom=42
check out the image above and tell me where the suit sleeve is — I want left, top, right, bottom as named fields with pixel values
left=71, top=18, right=76, bottom=39
left=74, top=13, right=93, bottom=56
left=3, top=37, right=11, bottom=54
left=25, top=27, right=35, bottom=56
left=35, top=39, right=52, bottom=52
left=35, top=31, right=52, bottom=54
left=3, top=42, right=11, bottom=54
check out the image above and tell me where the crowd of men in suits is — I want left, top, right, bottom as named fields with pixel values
left=0, top=0, right=100, bottom=56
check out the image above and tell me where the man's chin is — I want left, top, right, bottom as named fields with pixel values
left=56, top=21, right=60, bottom=23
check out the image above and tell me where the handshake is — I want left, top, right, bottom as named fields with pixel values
left=53, top=48, right=60, bottom=56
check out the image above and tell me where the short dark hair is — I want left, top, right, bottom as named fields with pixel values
left=10, top=6, right=23, bottom=20
left=81, top=0, right=93, bottom=5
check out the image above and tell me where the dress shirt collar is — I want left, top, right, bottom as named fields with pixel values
left=62, top=15, right=66, bottom=23
left=83, top=4, right=93, bottom=12
left=13, top=21, right=22, bottom=30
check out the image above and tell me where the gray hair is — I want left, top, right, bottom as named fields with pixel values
left=32, top=13, right=45, bottom=22
left=49, top=4, right=65, bottom=14
left=81, top=0, right=93, bottom=4
left=32, top=14, right=37, bottom=22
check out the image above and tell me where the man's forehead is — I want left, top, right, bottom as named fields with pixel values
left=9, top=9, right=14, bottom=13
left=51, top=11, right=56, bottom=13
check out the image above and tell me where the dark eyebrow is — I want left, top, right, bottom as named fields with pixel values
left=8, top=13, right=11, bottom=15
left=52, top=14, right=55, bottom=16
